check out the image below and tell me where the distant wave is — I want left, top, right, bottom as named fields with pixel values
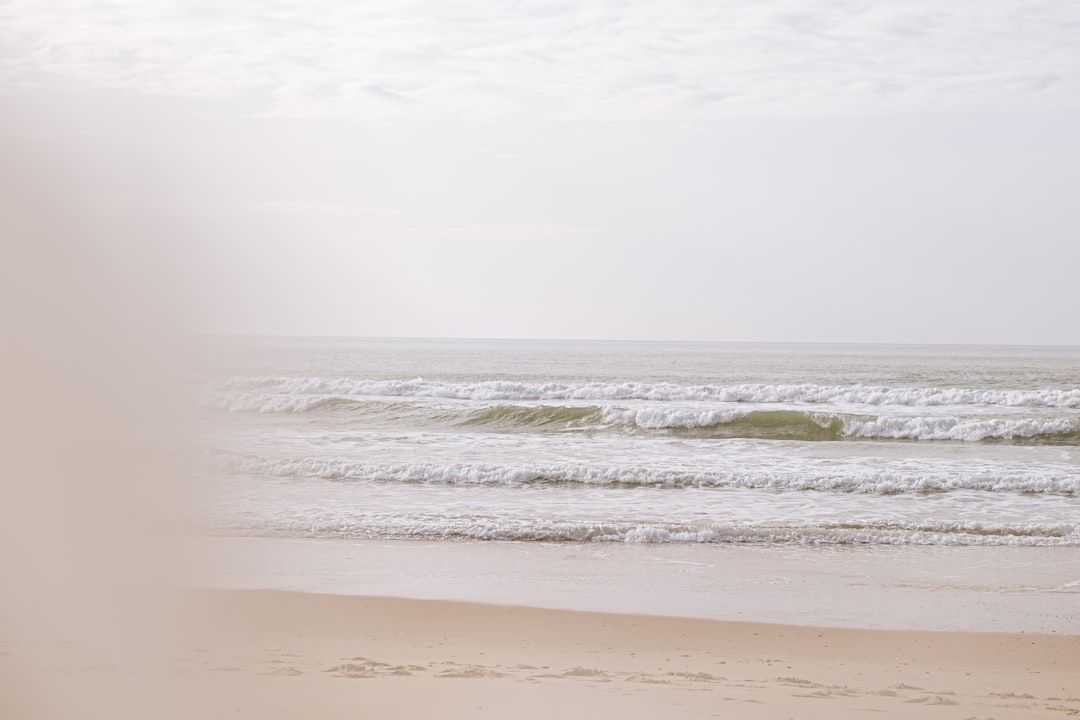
left=204, top=393, right=1080, bottom=443
left=459, top=404, right=847, bottom=440
left=218, top=516, right=1080, bottom=546
left=212, top=454, right=1080, bottom=495
left=603, top=408, right=1080, bottom=443
left=211, top=376, right=1080, bottom=408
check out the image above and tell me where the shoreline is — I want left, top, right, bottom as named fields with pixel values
left=193, top=535, right=1080, bottom=633
left=5, top=533, right=1080, bottom=718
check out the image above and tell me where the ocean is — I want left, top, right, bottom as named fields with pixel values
left=199, top=337, right=1080, bottom=548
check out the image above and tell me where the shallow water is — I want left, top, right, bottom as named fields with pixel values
left=197, top=536, right=1080, bottom=632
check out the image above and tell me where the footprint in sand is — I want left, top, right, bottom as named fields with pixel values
left=327, top=658, right=428, bottom=678
left=905, top=695, right=959, bottom=705
left=626, top=675, right=671, bottom=684
left=437, top=666, right=507, bottom=679
left=668, top=671, right=725, bottom=683
left=561, top=666, right=610, bottom=679
left=326, top=663, right=379, bottom=678
left=268, top=667, right=303, bottom=676
left=991, top=692, right=1036, bottom=699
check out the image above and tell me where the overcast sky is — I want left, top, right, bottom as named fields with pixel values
left=3, top=0, right=1079, bottom=344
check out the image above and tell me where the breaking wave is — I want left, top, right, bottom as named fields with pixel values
left=212, top=454, right=1080, bottom=495
left=219, top=516, right=1080, bottom=546
left=211, top=376, right=1080, bottom=408
left=205, top=393, right=1080, bottom=443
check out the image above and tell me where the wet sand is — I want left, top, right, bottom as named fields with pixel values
left=199, top=536, right=1080, bottom=632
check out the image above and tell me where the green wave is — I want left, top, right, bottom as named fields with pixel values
left=690, top=410, right=845, bottom=441
left=461, top=404, right=604, bottom=429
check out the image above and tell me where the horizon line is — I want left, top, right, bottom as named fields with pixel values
left=188, top=333, right=1080, bottom=350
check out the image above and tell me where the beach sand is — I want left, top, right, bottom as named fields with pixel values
left=3, top=587, right=1077, bottom=719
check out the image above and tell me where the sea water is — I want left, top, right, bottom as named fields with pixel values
left=199, top=338, right=1080, bottom=547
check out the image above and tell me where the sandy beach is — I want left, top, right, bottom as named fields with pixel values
left=3, top=535, right=1078, bottom=719
left=6, top=588, right=1077, bottom=719
left=196, top=589, right=1080, bottom=719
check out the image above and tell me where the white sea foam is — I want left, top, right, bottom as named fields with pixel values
left=213, top=376, right=1080, bottom=408
left=842, top=415, right=1080, bottom=442
left=600, top=406, right=748, bottom=429
left=219, top=515, right=1080, bottom=546
left=213, top=454, right=1080, bottom=495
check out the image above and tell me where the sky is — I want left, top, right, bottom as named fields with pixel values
left=2, top=0, right=1079, bottom=344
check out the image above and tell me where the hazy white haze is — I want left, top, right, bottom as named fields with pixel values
left=2, top=0, right=1078, bottom=343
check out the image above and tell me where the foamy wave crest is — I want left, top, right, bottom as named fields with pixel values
left=221, top=516, right=1080, bottom=546
left=202, top=393, right=1080, bottom=442
left=204, top=392, right=341, bottom=413
left=212, top=376, right=1080, bottom=408
left=599, top=407, right=845, bottom=440
left=485, top=406, right=1078, bottom=443
left=842, top=416, right=1080, bottom=442
left=602, top=406, right=745, bottom=429
left=213, top=455, right=1080, bottom=495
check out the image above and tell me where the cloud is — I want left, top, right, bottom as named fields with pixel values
left=2, top=0, right=1078, bottom=123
